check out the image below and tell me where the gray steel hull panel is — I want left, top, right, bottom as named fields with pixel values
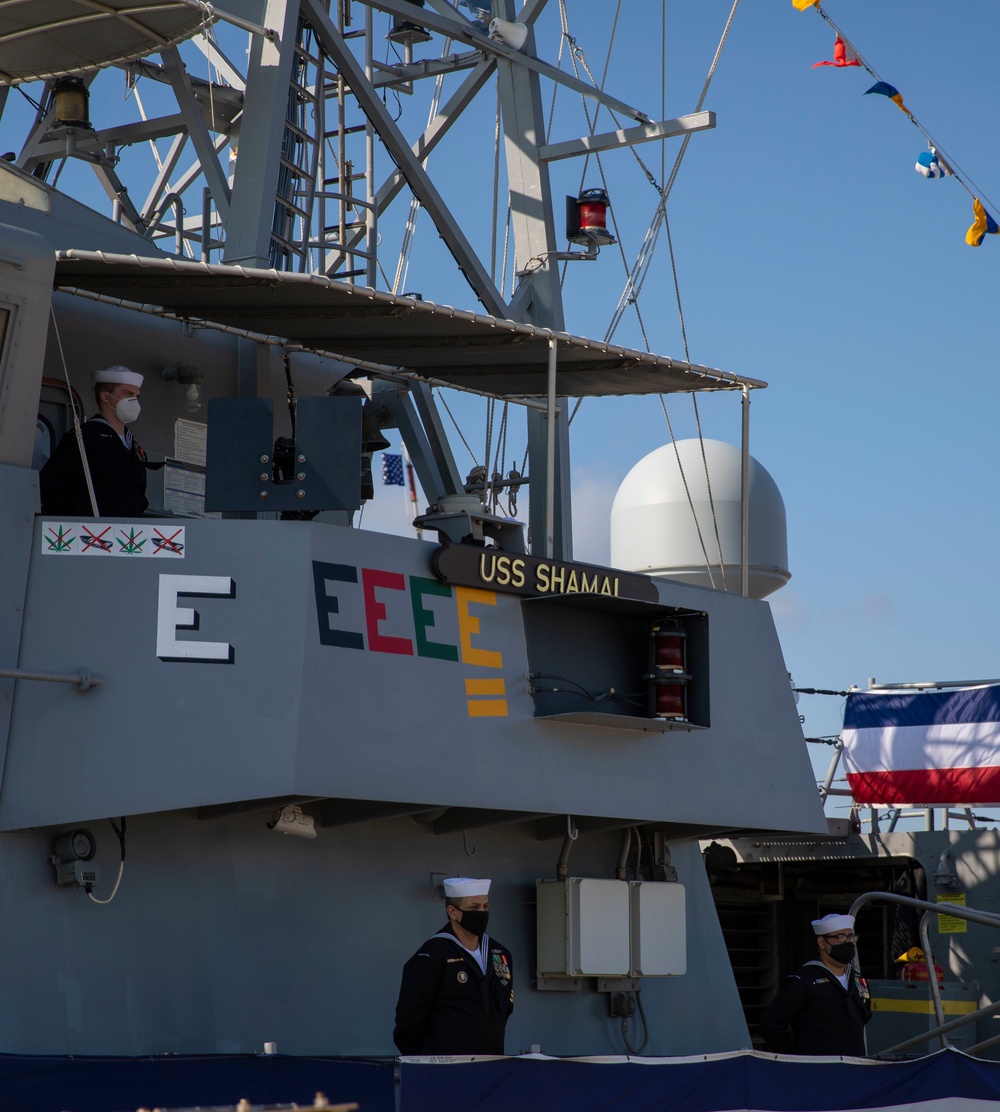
left=2, top=519, right=823, bottom=834
left=0, top=820, right=747, bottom=1058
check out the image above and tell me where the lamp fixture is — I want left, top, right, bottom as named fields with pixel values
left=52, top=77, right=91, bottom=128
left=488, top=18, right=527, bottom=51
left=162, top=363, right=204, bottom=412
left=387, top=0, right=431, bottom=45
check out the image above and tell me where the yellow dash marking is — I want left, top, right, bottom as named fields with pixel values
left=465, top=679, right=506, bottom=696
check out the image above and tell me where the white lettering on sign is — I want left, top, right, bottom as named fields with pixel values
left=156, top=574, right=235, bottom=663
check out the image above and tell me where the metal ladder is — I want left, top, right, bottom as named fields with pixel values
left=267, top=17, right=323, bottom=270
left=267, top=0, right=377, bottom=281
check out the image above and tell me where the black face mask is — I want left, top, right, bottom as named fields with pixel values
left=456, top=909, right=489, bottom=937
left=827, top=941, right=856, bottom=964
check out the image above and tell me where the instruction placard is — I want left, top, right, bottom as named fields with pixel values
left=937, top=892, right=967, bottom=933
left=174, top=418, right=207, bottom=467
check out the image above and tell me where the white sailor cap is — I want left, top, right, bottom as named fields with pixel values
left=812, top=913, right=855, bottom=936
left=95, top=365, right=144, bottom=388
left=443, top=877, right=491, bottom=899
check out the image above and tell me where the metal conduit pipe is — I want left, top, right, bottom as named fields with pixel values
left=556, top=832, right=576, bottom=880
left=0, top=667, right=101, bottom=691
left=615, top=828, right=632, bottom=881
left=631, top=826, right=643, bottom=881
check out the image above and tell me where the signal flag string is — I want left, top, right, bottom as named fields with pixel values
left=794, top=0, right=1000, bottom=245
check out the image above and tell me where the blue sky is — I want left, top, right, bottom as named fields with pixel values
left=9, top=1, right=999, bottom=790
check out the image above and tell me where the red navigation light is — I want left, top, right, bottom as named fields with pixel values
left=648, top=621, right=690, bottom=721
left=654, top=682, right=686, bottom=720
left=654, top=628, right=685, bottom=669
left=566, top=188, right=615, bottom=247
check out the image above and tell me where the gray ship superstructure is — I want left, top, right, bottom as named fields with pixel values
left=0, top=4, right=996, bottom=1107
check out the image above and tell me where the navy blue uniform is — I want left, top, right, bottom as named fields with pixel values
left=393, top=925, right=514, bottom=1055
left=760, top=959, right=871, bottom=1056
left=40, top=416, right=148, bottom=516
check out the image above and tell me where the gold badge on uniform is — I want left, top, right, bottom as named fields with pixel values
left=457, top=970, right=468, bottom=983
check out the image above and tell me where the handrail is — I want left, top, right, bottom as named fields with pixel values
left=0, top=667, right=101, bottom=691
left=879, top=999, right=1000, bottom=1056
left=917, top=910, right=947, bottom=1038
left=848, top=891, right=1000, bottom=932
left=966, top=1028, right=1000, bottom=1056
left=849, top=891, right=1000, bottom=1055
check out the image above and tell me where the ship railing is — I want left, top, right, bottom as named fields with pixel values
left=850, top=891, right=1000, bottom=1056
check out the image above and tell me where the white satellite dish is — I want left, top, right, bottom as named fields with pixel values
left=611, top=438, right=791, bottom=599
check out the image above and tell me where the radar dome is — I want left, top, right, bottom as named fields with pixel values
left=610, top=439, right=790, bottom=599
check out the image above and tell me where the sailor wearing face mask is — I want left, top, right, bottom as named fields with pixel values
left=393, top=877, right=514, bottom=1056
left=759, top=913, right=872, bottom=1057
left=40, top=366, right=150, bottom=517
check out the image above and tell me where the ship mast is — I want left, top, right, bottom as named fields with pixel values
left=223, top=0, right=591, bottom=557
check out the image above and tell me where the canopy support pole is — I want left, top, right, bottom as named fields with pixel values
left=545, top=337, right=557, bottom=559
left=740, top=385, right=750, bottom=597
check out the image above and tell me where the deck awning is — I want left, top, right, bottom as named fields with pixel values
left=54, top=250, right=765, bottom=399
left=0, top=0, right=214, bottom=85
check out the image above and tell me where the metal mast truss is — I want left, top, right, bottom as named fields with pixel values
left=0, top=0, right=720, bottom=559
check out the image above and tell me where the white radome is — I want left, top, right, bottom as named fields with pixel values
left=610, top=438, right=790, bottom=599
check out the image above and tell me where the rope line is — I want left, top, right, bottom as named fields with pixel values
left=659, top=395, right=716, bottom=591
left=500, top=202, right=512, bottom=298
left=661, top=205, right=727, bottom=588
left=435, top=387, right=478, bottom=466
left=555, top=0, right=648, bottom=440
left=484, top=396, right=495, bottom=492
left=491, top=79, right=502, bottom=282
left=392, top=36, right=452, bottom=293
left=605, top=0, right=741, bottom=343
left=551, top=1, right=731, bottom=591
left=545, top=1, right=571, bottom=145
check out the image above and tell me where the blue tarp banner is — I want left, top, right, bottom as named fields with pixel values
left=398, top=1048, right=1000, bottom=1112
left=7, top=1047, right=1000, bottom=1111
left=0, top=1053, right=395, bottom=1112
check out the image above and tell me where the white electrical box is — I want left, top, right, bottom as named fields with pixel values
left=536, top=878, right=631, bottom=976
left=629, top=881, right=686, bottom=976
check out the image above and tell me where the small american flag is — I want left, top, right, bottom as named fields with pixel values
left=381, top=453, right=404, bottom=486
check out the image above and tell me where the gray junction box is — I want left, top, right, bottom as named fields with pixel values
left=536, top=878, right=686, bottom=978
left=631, top=878, right=687, bottom=976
